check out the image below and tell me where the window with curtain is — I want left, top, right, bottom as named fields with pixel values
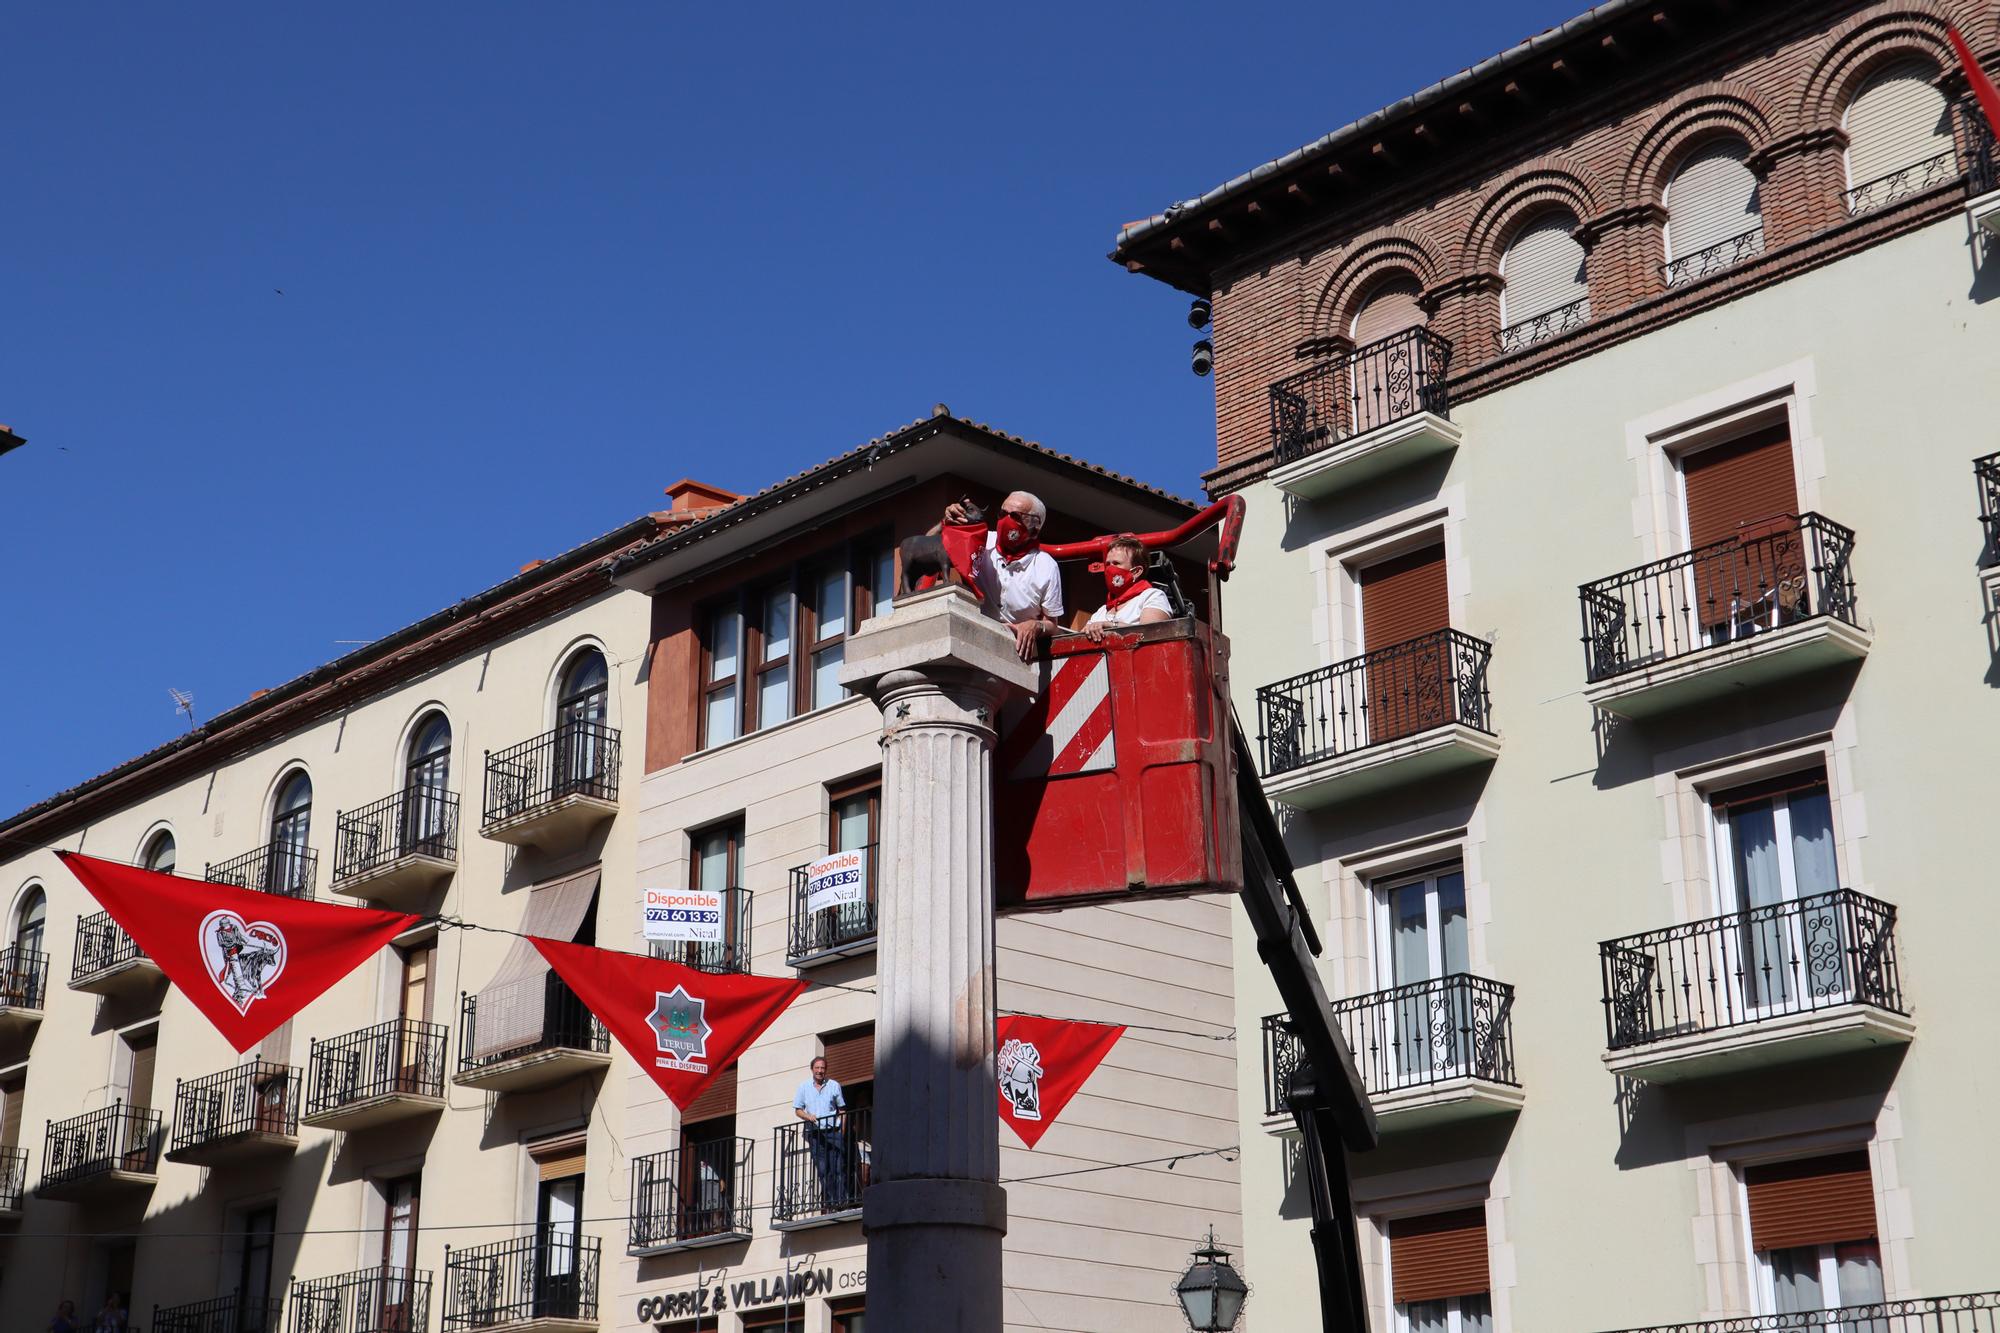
left=1498, top=210, right=1588, bottom=341
left=1390, top=1208, right=1491, bottom=1333
left=1746, top=1151, right=1883, bottom=1315
left=1376, top=867, right=1470, bottom=1085
left=1843, top=60, right=1952, bottom=208
left=1665, top=139, right=1762, bottom=274
left=1712, top=771, right=1843, bottom=1012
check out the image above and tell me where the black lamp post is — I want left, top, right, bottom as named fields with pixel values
left=1175, top=1229, right=1250, bottom=1331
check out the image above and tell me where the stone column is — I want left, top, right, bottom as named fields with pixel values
left=839, top=584, right=1038, bottom=1333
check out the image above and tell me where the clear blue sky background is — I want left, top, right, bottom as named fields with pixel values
left=2, top=2, right=1567, bottom=808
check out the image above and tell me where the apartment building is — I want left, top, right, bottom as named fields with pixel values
left=604, top=413, right=1241, bottom=1333
left=0, top=500, right=716, bottom=1331
left=1114, top=1, right=2000, bottom=1330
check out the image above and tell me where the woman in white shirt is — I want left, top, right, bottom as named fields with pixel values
left=1083, top=536, right=1173, bottom=638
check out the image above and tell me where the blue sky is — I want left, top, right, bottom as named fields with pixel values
left=1, top=2, right=1566, bottom=807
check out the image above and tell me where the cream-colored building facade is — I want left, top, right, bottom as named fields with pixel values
left=1112, top=2, right=2000, bottom=1331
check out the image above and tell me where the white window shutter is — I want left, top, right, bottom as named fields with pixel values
left=1500, top=211, right=1589, bottom=326
left=1350, top=278, right=1426, bottom=346
left=1844, top=61, right=1951, bottom=188
left=1666, top=141, right=1762, bottom=260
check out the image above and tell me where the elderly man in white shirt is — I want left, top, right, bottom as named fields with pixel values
left=1083, top=535, right=1173, bottom=639
left=942, top=491, right=1065, bottom=660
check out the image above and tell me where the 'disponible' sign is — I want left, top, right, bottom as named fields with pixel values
left=804, top=849, right=868, bottom=914
left=642, top=887, right=726, bottom=943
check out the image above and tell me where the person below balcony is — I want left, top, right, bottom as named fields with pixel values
left=792, top=1055, right=848, bottom=1208
left=1082, top=535, right=1172, bottom=640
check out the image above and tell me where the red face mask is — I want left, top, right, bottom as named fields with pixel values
left=996, top=514, right=1037, bottom=556
left=1096, top=560, right=1153, bottom=608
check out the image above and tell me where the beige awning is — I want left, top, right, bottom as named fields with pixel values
left=471, top=866, right=600, bottom=1058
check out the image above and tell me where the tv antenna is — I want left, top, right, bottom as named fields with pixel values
left=168, top=688, right=195, bottom=730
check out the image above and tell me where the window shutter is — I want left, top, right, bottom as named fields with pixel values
left=530, top=1130, right=587, bottom=1182
left=681, top=1065, right=738, bottom=1125
left=823, top=1026, right=876, bottom=1087
left=1844, top=62, right=1951, bottom=188
left=1667, top=141, right=1762, bottom=259
left=1359, top=544, right=1450, bottom=651
left=1351, top=278, right=1426, bottom=346
left=1682, top=426, right=1796, bottom=549
left=1747, top=1151, right=1876, bottom=1252
left=1390, top=1208, right=1489, bottom=1305
left=1709, top=770, right=1829, bottom=813
left=1500, top=212, right=1589, bottom=325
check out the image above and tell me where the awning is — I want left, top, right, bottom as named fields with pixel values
left=471, top=866, right=600, bottom=1058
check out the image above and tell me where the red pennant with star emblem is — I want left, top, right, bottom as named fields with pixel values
left=532, top=937, right=807, bottom=1111
left=995, top=1014, right=1125, bottom=1149
left=58, top=852, right=420, bottom=1053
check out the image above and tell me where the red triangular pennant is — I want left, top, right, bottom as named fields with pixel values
left=996, top=1014, right=1125, bottom=1149
left=58, top=852, right=420, bottom=1053
left=939, top=520, right=989, bottom=599
left=1950, top=27, right=2000, bottom=141
left=533, top=937, right=807, bottom=1111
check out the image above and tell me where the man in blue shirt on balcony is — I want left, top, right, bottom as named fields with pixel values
left=793, top=1056, right=849, bottom=1209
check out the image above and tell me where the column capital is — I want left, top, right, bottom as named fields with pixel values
left=840, top=583, right=1040, bottom=700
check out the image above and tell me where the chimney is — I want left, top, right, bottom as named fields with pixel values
left=664, top=479, right=741, bottom=514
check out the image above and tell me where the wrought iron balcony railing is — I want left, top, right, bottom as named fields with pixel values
left=1263, top=975, right=1517, bottom=1118
left=0, top=944, right=50, bottom=1011
left=1497, top=295, right=1590, bottom=353
left=290, top=1266, right=433, bottom=1333
left=631, top=1136, right=754, bottom=1249
left=1256, top=629, right=1493, bottom=777
left=1269, top=328, right=1453, bottom=466
left=41, top=1101, right=163, bottom=1188
left=482, top=721, right=620, bottom=830
left=171, top=1060, right=299, bottom=1153
left=1600, top=888, right=1903, bottom=1051
left=457, top=971, right=608, bottom=1075
left=308, top=1018, right=448, bottom=1116
left=206, top=843, right=318, bottom=899
left=1845, top=148, right=1958, bottom=215
left=654, top=886, right=753, bottom=975
left=1663, top=226, right=1765, bottom=286
left=442, top=1232, right=600, bottom=1330
left=773, top=1107, right=871, bottom=1224
left=788, top=843, right=879, bottom=964
left=1579, top=513, right=1859, bottom=684
left=1977, top=452, right=2000, bottom=567
left=1964, top=99, right=1998, bottom=198
left=334, top=786, right=460, bottom=883
left=0, top=1145, right=26, bottom=1211
left=72, top=910, right=146, bottom=984
left=1594, top=1289, right=2000, bottom=1333
left=153, top=1292, right=285, bottom=1333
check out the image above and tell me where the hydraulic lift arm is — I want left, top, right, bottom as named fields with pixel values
left=1231, top=715, right=1378, bottom=1333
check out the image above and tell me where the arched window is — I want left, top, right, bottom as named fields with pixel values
left=556, top=648, right=612, bottom=794
left=13, top=888, right=46, bottom=958
left=1843, top=60, right=1952, bottom=213
left=557, top=650, right=609, bottom=730
left=141, top=830, right=177, bottom=875
left=1349, top=276, right=1427, bottom=346
left=1664, top=140, right=1762, bottom=282
left=270, top=770, right=313, bottom=894
left=404, top=713, right=453, bottom=854
left=1499, top=210, right=1589, bottom=349
left=407, top=714, right=452, bottom=792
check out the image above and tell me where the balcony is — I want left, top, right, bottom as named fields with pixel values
left=653, top=886, right=754, bottom=975
left=0, top=945, right=50, bottom=1035
left=1263, top=976, right=1521, bottom=1134
left=1267, top=329, right=1458, bottom=499
left=1600, top=888, right=1913, bottom=1083
left=787, top=844, right=879, bottom=967
left=442, top=1232, right=599, bottom=1333
left=1593, top=1290, right=2000, bottom=1333
left=205, top=843, right=318, bottom=899
left=291, top=1266, right=433, bottom=1333
left=69, top=911, right=163, bottom=998
left=1963, top=100, right=2000, bottom=235
left=167, top=1061, right=299, bottom=1166
left=1977, top=453, right=2000, bottom=583
left=1256, top=630, right=1497, bottom=807
left=152, top=1293, right=284, bottom=1333
left=453, top=973, right=610, bottom=1094
left=629, top=1137, right=754, bottom=1254
left=1580, top=513, right=1868, bottom=718
left=304, top=1018, right=448, bottom=1131
left=0, top=1145, right=26, bottom=1218
left=481, top=723, right=620, bottom=848
left=773, top=1108, right=870, bottom=1230
left=1497, top=296, right=1590, bottom=354
left=1663, top=227, right=1764, bottom=286
left=38, top=1102, right=162, bottom=1200
left=1845, top=148, right=1958, bottom=216
left=332, top=787, right=459, bottom=909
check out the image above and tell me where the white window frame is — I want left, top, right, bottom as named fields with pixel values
left=1370, top=867, right=1468, bottom=988
left=1738, top=1168, right=1884, bottom=1320
left=1705, top=768, right=1850, bottom=1017
left=1393, top=1292, right=1493, bottom=1333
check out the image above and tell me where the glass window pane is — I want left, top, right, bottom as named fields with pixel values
left=871, top=548, right=895, bottom=618
left=1835, top=1241, right=1885, bottom=1307
left=1399, top=1300, right=1448, bottom=1333
left=1457, top=1294, right=1493, bottom=1333
left=817, top=569, right=847, bottom=641
left=705, top=689, right=738, bottom=747
left=759, top=665, right=791, bottom=729
left=710, top=610, right=739, bottom=683
left=1730, top=803, right=1783, bottom=909
left=814, top=645, right=845, bottom=709
left=763, top=589, right=793, bottom=661
left=835, top=794, right=873, bottom=851
left=1787, top=790, right=1839, bottom=897
left=697, top=831, right=731, bottom=892
left=1770, top=1246, right=1825, bottom=1314
left=1390, top=883, right=1430, bottom=985
left=1437, top=872, right=1469, bottom=975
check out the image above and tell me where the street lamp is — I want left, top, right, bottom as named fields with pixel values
left=1175, top=1229, right=1250, bottom=1331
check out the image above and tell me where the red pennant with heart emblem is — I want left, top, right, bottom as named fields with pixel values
left=995, top=1014, right=1125, bottom=1148
left=58, top=852, right=421, bottom=1052
left=532, top=937, right=807, bottom=1111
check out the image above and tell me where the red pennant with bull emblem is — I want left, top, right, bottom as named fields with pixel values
left=996, top=1014, right=1125, bottom=1148
left=532, top=937, right=807, bottom=1111
left=58, top=852, right=420, bottom=1053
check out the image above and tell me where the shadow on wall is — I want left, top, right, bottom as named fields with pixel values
left=1276, top=1112, right=1517, bottom=1223
left=1589, top=662, right=1863, bottom=793
left=1286, top=766, right=1495, bottom=875
left=1968, top=218, right=2000, bottom=304
left=1280, top=454, right=1457, bottom=556
left=1980, top=575, right=2000, bottom=688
